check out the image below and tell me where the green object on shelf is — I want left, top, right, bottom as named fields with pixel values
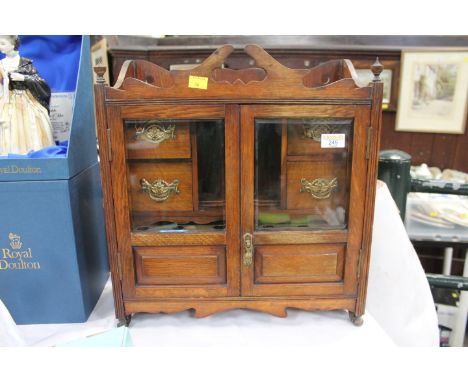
left=258, top=212, right=290, bottom=224
left=290, top=216, right=310, bottom=225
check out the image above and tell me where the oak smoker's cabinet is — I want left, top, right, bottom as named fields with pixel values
left=94, top=45, right=384, bottom=326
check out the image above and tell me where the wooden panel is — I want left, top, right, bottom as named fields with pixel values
left=286, top=160, right=348, bottom=211
left=430, top=134, right=458, bottom=170
left=134, top=246, right=226, bottom=285
left=125, top=123, right=191, bottom=159
left=128, top=161, right=193, bottom=212
left=254, top=244, right=344, bottom=284
left=124, top=297, right=357, bottom=318
left=254, top=230, right=347, bottom=245
left=409, top=134, right=434, bottom=165
left=131, top=231, right=226, bottom=246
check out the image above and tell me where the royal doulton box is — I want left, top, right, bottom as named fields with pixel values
left=0, top=36, right=109, bottom=324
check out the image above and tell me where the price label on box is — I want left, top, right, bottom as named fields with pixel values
left=321, top=133, right=345, bottom=148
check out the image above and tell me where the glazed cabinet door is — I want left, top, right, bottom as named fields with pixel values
left=240, top=105, right=370, bottom=297
left=108, top=104, right=240, bottom=299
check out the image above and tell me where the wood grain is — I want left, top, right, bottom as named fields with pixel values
left=125, top=123, right=191, bottom=159
left=254, top=244, right=344, bottom=284
left=125, top=298, right=357, bottom=318
left=128, top=161, right=193, bottom=212
left=134, top=246, right=226, bottom=285
left=286, top=160, right=348, bottom=211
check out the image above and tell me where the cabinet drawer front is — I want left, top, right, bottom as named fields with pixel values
left=254, top=244, right=344, bottom=284
left=286, top=161, right=348, bottom=211
left=287, top=121, right=351, bottom=156
left=128, top=162, right=193, bottom=211
left=134, top=246, right=226, bottom=285
left=125, top=121, right=191, bottom=159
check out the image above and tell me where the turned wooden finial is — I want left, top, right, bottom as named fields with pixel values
left=94, top=66, right=107, bottom=85
left=371, top=57, right=384, bottom=82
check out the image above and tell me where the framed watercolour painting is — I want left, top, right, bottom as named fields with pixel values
left=396, top=51, right=468, bottom=134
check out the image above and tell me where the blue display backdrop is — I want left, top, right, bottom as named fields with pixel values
left=0, top=35, right=81, bottom=92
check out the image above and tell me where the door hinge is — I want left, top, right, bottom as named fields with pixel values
left=357, top=248, right=364, bottom=282
left=365, top=126, right=373, bottom=160
left=106, top=128, right=113, bottom=162
left=116, top=251, right=123, bottom=281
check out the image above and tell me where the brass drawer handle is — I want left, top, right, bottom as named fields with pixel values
left=300, top=177, right=338, bottom=199
left=243, top=233, right=253, bottom=267
left=135, top=124, right=176, bottom=144
left=303, top=124, right=334, bottom=142
left=140, top=178, right=180, bottom=202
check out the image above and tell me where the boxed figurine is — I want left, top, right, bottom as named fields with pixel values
left=0, top=35, right=109, bottom=324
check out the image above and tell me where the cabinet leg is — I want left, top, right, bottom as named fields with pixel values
left=348, top=311, right=364, bottom=326
left=117, top=314, right=132, bottom=327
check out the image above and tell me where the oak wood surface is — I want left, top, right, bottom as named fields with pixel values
left=286, top=160, right=348, bottom=210
left=124, top=297, right=357, bottom=318
left=134, top=246, right=226, bottom=285
left=128, top=161, right=193, bottom=212
left=254, top=244, right=344, bottom=284
left=125, top=123, right=191, bottom=159
left=93, top=85, right=126, bottom=321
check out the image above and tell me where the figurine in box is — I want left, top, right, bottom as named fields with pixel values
left=0, top=35, right=54, bottom=156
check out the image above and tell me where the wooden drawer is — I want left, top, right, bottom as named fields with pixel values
left=254, top=244, right=345, bottom=284
left=286, top=160, right=348, bottom=210
left=287, top=124, right=350, bottom=156
left=134, top=246, right=226, bottom=285
left=125, top=121, right=191, bottom=159
left=128, top=161, right=193, bottom=212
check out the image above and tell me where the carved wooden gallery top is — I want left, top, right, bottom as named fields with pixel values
left=95, top=45, right=383, bottom=103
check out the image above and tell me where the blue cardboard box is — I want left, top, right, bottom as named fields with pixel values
left=0, top=36, right=109, bottom=324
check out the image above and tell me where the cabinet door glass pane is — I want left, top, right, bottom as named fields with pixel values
left=124, top=119, right=225, bottom=232
left=255, top=118, right=353, bottom=231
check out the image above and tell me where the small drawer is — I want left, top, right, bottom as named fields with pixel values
left=287, top=123, right=350, bottom=156
left=286, top=161, right=348, bottom=210
left=134, top=246, right=226, bottom=285
left=125, top=121, right=191, bottom=159
left=128, top=161, right=193, bottom=212
left=254, top=244, right=345, bottom=284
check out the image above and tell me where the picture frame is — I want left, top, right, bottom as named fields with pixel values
left=396, top=50, right=468, bottom=134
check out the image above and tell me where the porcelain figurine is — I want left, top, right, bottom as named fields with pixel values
left=0, top=35, right=55, bottom=155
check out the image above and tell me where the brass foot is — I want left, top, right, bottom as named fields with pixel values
left=348, top=312, right=363, bottom=326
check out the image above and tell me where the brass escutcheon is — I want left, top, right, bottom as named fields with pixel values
left=300, top=177, right=338, bottom=199
left=140, top=178, right=180, bottom=202
left=243, top=233, right=253, bottom=266
left=135, top=124, right=176, bottom=144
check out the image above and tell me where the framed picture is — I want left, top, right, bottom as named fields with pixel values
left=396, top=50, right=468, bottom=134
left=353, top=59, right=399, bottom=110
